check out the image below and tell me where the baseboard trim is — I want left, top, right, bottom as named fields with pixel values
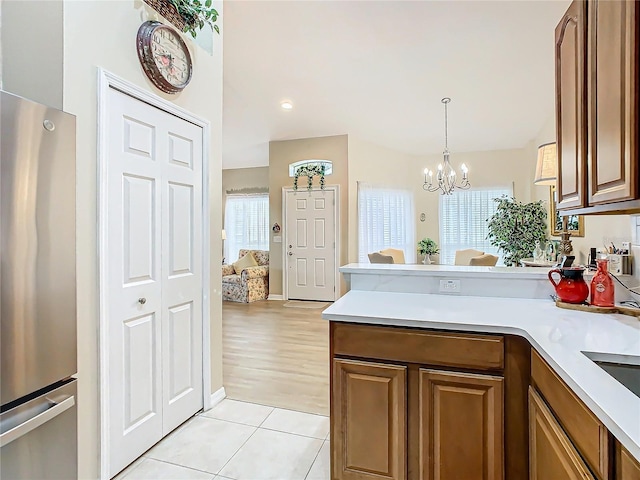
left=209, top=386, right=226, bottom=408
left=268, top=294, right=284, bottom=300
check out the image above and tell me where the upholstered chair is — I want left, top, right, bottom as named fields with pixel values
left=469, top=253, right=499, bottom=266
left=222, top=249, right=269, bottom=303
left=368, top=252, right=394, bottom=264
left=454, top=248, right=485, bottom=266
left=379, top=248, right=406, bottom=264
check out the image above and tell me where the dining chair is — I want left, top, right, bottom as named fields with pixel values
left=454, top=249, right=484, bottom=265
left=469, top=253, right=499, bottom=266
left=368, top=253, right=394, bottom=264
left=379, top=248, right=406, bottom=264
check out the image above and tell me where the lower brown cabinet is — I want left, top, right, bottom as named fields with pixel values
left=332, top=357, right=505, bottom=480
left=419, top=369, right=504, bottom=480
left=616, top=443, right=640, bottom=480
left=529, top=386, right=595, bottom=480
left=332, top=358, right=407, bottom=480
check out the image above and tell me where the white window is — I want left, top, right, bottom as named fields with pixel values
left=357, top=183, right=416, bottom=263
left=224, top=194, right=269, bottom=263
left=439, top=188, right=512, bottom=265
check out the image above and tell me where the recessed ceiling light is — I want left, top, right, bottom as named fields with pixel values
left=281, top=101, right=293, bottom=110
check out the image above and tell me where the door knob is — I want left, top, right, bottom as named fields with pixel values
left=138, top=297, right=147, bottom=305
left=289, top=245, right=292, bottom=248
left=288, top=252, right=293, bottom=256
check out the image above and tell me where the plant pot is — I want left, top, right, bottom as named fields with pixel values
left=143, top=0, right=189, bottom=31
left=423, top=255, right=431, bottom=265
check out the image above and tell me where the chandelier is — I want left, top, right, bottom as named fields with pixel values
left=423, top=97, right=470, bottom=195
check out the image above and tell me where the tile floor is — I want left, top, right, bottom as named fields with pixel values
left=115, top=399, right=330, bottom=480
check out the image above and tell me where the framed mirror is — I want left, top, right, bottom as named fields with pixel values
left=549, top=186, right=584, bottom=237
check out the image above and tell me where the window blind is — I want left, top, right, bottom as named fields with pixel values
left=224, top=194, right=269, bottom=263
left=358, top=183, right=416, bottom=263
left=439, top=188, right=512, bottom=265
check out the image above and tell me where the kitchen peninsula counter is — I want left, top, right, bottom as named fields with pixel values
left=322, top=289, right=640, bottom=465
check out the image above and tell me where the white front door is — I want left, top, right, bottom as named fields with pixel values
left=285, top=188, right=337, bottom=301
left=106, top=88, right=203, bottom=477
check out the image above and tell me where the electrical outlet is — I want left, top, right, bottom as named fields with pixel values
left=439, top=279, right=461, bottom=293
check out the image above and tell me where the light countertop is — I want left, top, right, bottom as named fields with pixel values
left=322, top=290, right=640, bottom=461
left=340, top=263, right=552, bottom=279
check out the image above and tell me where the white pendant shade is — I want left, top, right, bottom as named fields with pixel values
left=534, top=142, right=557, bottom=185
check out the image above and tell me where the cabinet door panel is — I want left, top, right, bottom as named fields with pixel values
left=529, top=387, right=595, bottom=480
left=617, top=442, right=640, bottom=480
left=419, top=369, right=503, bottom=480
left=587, top=0, right=638, bottom=205
left=333, top=358, right=406, bottom=480
left=556, top=0, right=587, bottom=210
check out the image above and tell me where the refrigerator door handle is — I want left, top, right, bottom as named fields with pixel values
left=0, top=395, right=75, bottom=447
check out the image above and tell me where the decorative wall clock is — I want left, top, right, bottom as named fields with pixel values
left=136, top=21, right=193, bottom=94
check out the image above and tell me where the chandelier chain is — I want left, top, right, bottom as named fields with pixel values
left=443, top=97, right=449, bottom=151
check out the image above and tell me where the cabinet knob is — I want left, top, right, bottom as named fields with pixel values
left=138, top=297, right=147, bottom=305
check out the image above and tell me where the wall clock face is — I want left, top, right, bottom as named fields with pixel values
left=136, top=21, right=193, bottom=94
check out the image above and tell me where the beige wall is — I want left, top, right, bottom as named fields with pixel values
left=60, top=1, right=224, bottom=478
left=1, top=0, right=64, bottom=108
left=347, top=137, right=534, bottom=264
left=269, top=135, right=349, bottom=296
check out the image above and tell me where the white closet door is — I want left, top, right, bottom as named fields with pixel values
left=160, top=108, right=203, bottom=434
left=106, top=88, right=203, bottom=477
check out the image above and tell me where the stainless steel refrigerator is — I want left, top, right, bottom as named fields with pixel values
left=0, top=91, right=77, bottom=479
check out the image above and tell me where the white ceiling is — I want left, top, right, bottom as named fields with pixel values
left=222, top=0, right=570, bottom=170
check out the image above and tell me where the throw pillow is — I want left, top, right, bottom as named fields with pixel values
left=232, top=252, right=258, bottom=274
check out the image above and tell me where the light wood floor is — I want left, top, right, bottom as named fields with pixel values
left=222, top=300, right=330, bottom=416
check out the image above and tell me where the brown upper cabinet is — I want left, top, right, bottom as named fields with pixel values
left=556, top=0, right=587, bottom=210
left=556, top=0, right=639, bottom=214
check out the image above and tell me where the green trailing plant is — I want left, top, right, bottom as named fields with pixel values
left=170, top=0, right=220, bottom=37
left=417, top=238, right=439, bottom=256
left=486, top=196, right=548, bottom=266
left=293, top=164, right=326, bottom=191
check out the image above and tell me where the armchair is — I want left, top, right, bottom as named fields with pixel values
left=222, top=249, right=269, bottom=303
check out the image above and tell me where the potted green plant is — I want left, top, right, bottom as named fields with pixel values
left=170, top=0, right=220, bottom=37
left=418, top=238, right=439, bottom=265
left=486, top=196, right=547, bottom=266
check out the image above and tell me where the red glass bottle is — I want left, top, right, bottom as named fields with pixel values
left=590, top=258, right=615, bottom=307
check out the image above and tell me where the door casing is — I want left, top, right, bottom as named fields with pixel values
left=97, top=69, right=212, bottom=479
left=282, top=185, right=340, bottom=301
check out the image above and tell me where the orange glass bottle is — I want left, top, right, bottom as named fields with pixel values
left=590, top=258, right=615, bottom=307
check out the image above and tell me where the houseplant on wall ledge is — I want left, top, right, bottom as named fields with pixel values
left=418, top=238, right=439, bottom=265
left=486, top=196, right=547, bottom=266
left=144, top=0, right=220, bottom=38
left=293, top=164, right=326, bottom=191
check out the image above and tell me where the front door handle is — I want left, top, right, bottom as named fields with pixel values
left=288, top=252, right=293, bottom=256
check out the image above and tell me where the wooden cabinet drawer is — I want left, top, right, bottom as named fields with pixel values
left=332, top=323, right=504, bottom=371
left=531, top=350, right=609, bottom=479
left=617, top=442, right=640, bottom=480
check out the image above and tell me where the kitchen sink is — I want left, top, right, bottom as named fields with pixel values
left=583, top=352, right=640, bottom=399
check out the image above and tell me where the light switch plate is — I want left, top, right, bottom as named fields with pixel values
left=273, top=235, right=282, bottom=243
